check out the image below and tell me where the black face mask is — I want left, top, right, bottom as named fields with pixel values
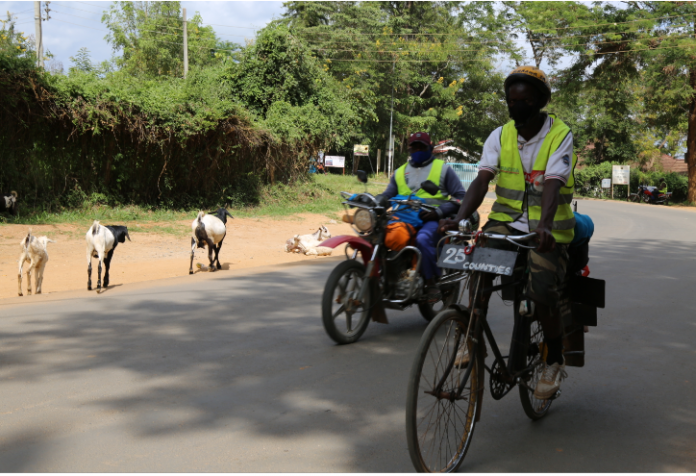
left=508, top=101, right=541, bottom=130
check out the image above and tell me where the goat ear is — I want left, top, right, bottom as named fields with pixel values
left=125, top=229, right=131, bottom=242
left=226, top=210, right=234, bottom=219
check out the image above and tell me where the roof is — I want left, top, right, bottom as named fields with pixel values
left=661, top=154, right=688, bottom=174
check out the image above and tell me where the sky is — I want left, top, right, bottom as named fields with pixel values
left=0, top=1, right=286, bottom=70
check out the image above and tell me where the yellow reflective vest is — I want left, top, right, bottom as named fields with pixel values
left=489, top=116, right=577, bottom=244
left=395, top=158, right=449, bottom=204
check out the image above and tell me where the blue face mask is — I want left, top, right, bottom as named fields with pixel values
left=410, top=149, right=431, bottom=165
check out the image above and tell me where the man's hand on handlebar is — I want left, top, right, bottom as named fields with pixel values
left=419, top=210, right=439, bottom=222
left=438, top=218, right=459, bottom=234
left=534, top=226, right=556, bottom=253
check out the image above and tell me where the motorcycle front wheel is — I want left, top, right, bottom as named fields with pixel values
left=321, top=259, right=373, bottom=344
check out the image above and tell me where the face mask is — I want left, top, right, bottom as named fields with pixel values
left=410, top=149, right=431, bottom=165
left=508, top=101, right=541, bottom=130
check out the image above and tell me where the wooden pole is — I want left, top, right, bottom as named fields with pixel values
left=376, top=149, right=381, bottom=175
left=183, top=8, right=188, bottom=79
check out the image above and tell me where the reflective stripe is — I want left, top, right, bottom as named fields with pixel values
left=491, top=202, right=524, bottom=221
left=529, top=216, right=576, bottom=231
left=495, top=185, right=525, bottom=201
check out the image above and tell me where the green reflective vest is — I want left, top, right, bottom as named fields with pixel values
left=395, top=158, right=448, bottom=204
left=489, top=116, right=577, bottom=244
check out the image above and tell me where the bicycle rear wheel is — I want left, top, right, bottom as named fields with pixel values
left=405, top=307, right=482, bottom=473
left=518, top=316, right=553, bottom=420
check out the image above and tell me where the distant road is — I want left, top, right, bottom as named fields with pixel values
left=0, top=199, right=694, bottom=471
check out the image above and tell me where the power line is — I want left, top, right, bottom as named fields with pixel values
left=308, top=32, right=696, bottom=56
left=301, top=22, right=694, bottom=50
left=293, top=12, right=695, bottom=38
left=324, top=43, right=696, bottom=62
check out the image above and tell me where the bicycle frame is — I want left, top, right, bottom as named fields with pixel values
left=436, top=230, right=543, bottom=400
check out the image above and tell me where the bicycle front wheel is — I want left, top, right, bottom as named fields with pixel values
left=405, top=308, right=482, bottom=473
left=518, top=316, right=553, bottom=420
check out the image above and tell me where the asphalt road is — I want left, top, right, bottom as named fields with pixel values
left=0, top=199, right=695, bottom=472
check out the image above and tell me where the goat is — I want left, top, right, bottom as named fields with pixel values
left=2, top=191, right=18, bottom=217
left=18, top=230, right=55, bottom=296
left=285, top=225, right=332, bottom=255
left=86, top=221, right=131, bottom=293
left=190, top=207, right=234, bottom=274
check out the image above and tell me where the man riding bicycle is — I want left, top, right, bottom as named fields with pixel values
left=440, top=65, right=577, bottom=400
left=378, top=132, right=466, bottom=302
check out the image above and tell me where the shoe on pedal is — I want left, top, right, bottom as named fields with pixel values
left=533, top=359, right=567, bottom=400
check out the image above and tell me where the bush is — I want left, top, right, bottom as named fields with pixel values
left=574, top=163, right=688, bottom=202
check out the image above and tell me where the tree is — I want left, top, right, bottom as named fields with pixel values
left=102, top=1, right=227, bottom=78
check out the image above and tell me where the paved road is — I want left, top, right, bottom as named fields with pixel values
left=0, top=199, right=695, bottom=471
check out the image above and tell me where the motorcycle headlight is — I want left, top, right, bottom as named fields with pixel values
left=353, top=208, right=374, bottom=233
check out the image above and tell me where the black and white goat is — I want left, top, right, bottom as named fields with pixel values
left=18, top=230, right=55, bottom=296
left=2, top=191, right=18, bottom=216
left=86, top=221, right=131, bottom=293
left=190, top=207, right=234, bottom=274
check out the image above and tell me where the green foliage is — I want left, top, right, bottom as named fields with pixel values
left=102, top=1, right=233, bottom=78
left=575, top=162, right=688, bottom=201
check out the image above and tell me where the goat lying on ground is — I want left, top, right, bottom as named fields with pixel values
left=2, top=191, right=18, bottom=217
left=18, top=230, right=55, bottom=296
left=285, top=225, right=333, bottom=256
left=190, top=208, right=234, bottom=274
left=86, top=221, right=131, bottom=293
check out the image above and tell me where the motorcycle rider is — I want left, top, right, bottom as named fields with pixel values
left=439, top=66, right=577, bottom=400
left=378, top=132, right=466, bottom=301
left=657, top=180, right=668, bottom=200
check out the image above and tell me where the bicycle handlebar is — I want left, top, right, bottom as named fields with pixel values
left=445, top=230, right=539, bottom=249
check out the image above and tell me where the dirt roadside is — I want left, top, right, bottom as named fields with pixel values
left=2, top=201, right=493, bottom=301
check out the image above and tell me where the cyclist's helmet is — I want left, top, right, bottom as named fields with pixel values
left=503, top=65, right=551, bottom=108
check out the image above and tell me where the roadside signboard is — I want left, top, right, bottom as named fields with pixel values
left=601, top=178, right=611, bottom=189
left=325, top=155, right=346, bottom=174
left=612, top=165, right=630, bottom=185
left=353, top=145, right=369, bottom=156
left=611, top=165, right=630, bottom=199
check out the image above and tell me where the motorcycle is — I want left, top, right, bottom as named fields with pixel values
left=631, top=184, right=672, bottom=205
left=319, top=170, right=469, bottom=344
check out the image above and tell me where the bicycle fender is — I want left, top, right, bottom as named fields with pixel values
left=321, top=235, right=374, bottom=265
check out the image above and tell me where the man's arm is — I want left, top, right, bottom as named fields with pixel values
left=438, top=170, right=494, bottom=233
left=378, top=174, right=398, bottom=201
left=535, top=178, right=561, bottom=253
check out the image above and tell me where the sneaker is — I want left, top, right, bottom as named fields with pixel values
left=533, top=359, right=567, bottom=400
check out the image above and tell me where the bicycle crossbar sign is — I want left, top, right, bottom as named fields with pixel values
left=437, top=245, right=517, bottom=276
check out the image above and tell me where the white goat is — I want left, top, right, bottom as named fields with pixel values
left=190, top=208, right=234, bottom=274
left=285, top=225, right=332, bottom=256
left=86, top=221, right=131, bottom=293
left=18, top=230, right=55, bottom=296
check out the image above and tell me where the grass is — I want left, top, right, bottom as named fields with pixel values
left=0, top=173, right=387, bottom=235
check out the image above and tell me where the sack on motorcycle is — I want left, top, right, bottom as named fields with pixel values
left=385, top=220, right=416, bottom=252
left=389, top=195, right=424, bottom=228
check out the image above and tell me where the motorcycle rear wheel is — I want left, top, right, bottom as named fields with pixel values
left=322, top=259, right=372, bottom=344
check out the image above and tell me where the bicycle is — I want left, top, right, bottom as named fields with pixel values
left=405, top=225, right=602, bottom=473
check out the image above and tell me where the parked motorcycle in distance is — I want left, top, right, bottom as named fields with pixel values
left=318, top=170, right=470, bottom=344
left=630, top=184, right=672, bottom=205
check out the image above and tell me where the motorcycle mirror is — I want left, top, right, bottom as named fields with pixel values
left=356, top=170, right=368, bottom=184
left=420, top=180, right=440, bottom=196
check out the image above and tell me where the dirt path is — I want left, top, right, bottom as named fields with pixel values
left=1, top=201, right=492, bottom=301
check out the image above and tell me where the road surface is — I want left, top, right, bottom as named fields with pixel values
left=0, top=199, right=694, bottom=471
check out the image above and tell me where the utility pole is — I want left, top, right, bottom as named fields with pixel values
left=34, top=1, right=42, bottom=68
left=183, top=8, right=188, bottom=79
left=387, top=56, right=395, bottom=177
